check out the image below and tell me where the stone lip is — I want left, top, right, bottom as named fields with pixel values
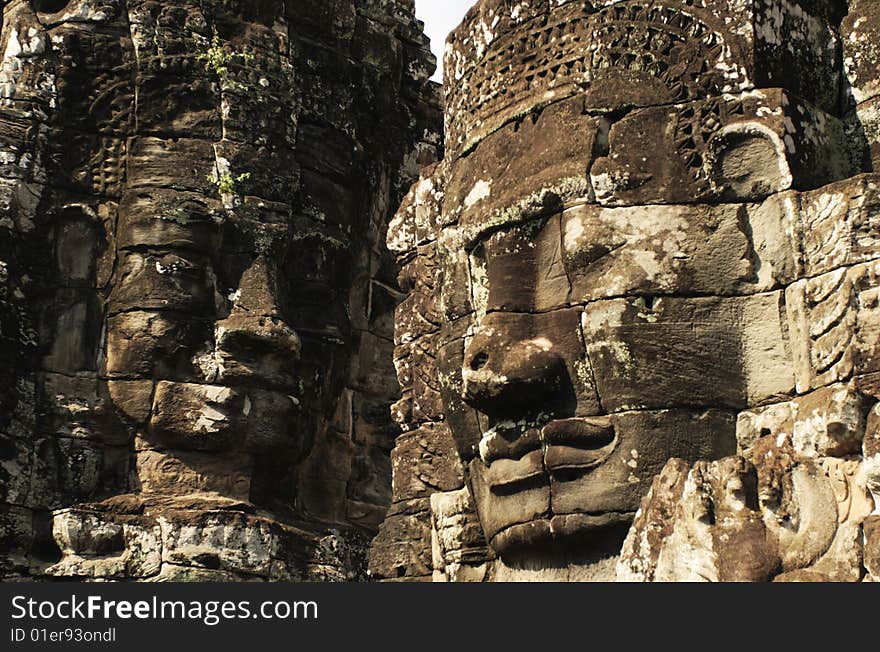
left=481, top=417, right=619, bottom=490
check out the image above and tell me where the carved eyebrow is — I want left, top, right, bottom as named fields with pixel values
left=451, top=212, right=554, bottom=252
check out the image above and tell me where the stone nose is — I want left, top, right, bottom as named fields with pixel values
left=216, top=313, right=302, bottom=359
left=461, top=320, right=566, bottom=416
left=216, top=256, right=301, bottom=361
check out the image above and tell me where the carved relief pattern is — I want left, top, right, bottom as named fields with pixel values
left=589, top=2, right=741, bottom=102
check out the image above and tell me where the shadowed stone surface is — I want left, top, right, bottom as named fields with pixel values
left=371, top=0, right=880, bottom=582
left=0, top=0, right=440, bottom=581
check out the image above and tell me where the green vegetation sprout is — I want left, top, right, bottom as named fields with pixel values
left=197, top=34, right=253, bottom=78
left=208, top=171, right=251, bottom=196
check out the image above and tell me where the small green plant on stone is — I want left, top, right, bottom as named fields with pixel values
left=197, top=35, right=253, bottom=79
left=208, top=171, right=251, bottom=196
left=198, top=35, right=231, bottom=77
left=158, top=206, right=191, bottom=225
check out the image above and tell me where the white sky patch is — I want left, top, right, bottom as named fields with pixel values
left=415, top=0, right=474, bottom=82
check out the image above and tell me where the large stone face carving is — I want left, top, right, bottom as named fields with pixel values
left=371, top=0, right=880, bottom=581
left=0, top=0, right=440, bottom=580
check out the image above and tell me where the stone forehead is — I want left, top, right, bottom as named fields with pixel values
left=389, top=90, right=853, bottom=256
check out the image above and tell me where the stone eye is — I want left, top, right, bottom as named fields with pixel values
left=470, top=351, right=490, bottom=371
left=32, top=0, right=70, bottom=14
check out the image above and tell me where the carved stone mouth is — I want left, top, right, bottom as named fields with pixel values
left=485, top=449, right=545, bottom=490
left=481, top=416, right=618, bottom=491
left=490, top=512, right=637, bottom=556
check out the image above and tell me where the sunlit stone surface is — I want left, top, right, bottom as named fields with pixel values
left=370, top=0, right=880, bottom=582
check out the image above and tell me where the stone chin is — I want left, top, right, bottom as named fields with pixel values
left=465, top=416, right=629, bottom=557
left=146, top=380, right=308, bottom=458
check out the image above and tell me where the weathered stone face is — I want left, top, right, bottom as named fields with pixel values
left=372, top=0, right=879, bottom=582
left=440, top=213, right=748, bottom=557
left=1, top=0, right=440, bottom=580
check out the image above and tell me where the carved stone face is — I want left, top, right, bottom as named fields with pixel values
left=384, top=0, right=873, bottom=568
left=105, top=206, right=324, bottom=486
left=45, top=0, right=444, bottom=514
left=435, top=181, right=768, bottom=556
left=84, top=19, right=347, bottom=500
left=0, top=0, right=438, bottom=561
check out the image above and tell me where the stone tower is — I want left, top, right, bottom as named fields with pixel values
left=0, top=0, right=440, bottom=581
left=371, top=0, right=880, bottom=582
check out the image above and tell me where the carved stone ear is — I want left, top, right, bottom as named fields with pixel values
left=31, top=0, right=70, bottom=14
left=387, top=163, right=444, bottom=257
left=706, top=125, right=792, bottom=201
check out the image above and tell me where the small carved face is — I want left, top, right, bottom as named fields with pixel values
left=21, top=0, right=415, bottom=520
left=31, top=0, right=356, bottom=498
left=107, top=211, right=303, bottom=451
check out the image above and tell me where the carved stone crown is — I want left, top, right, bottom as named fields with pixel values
left=444, top=0, right=845, bottom=158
